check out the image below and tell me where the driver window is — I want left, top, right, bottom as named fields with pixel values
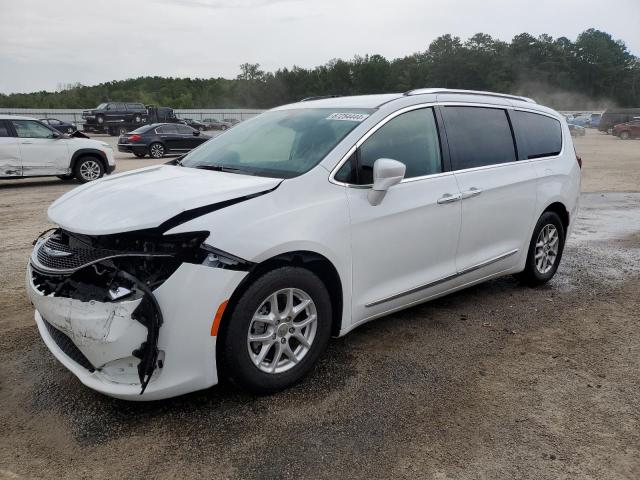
left=10, top=120, right=56, bottom=139
left=357, top=107, right=442, bottom=184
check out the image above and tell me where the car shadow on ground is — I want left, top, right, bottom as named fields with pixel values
left=0, top=178, right=73, bottom=189
left=22, top=274, right=535, bottom=446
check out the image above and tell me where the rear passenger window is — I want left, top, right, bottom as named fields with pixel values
left=176, top=125, right=193, bottom=134
left=157, top=125, right=178, bottom=134
left=511, top=110, right=562, bottom=159
left=443, top=106, right=516, bottom=170
left=354, top=107, right=442, bottom=184
left=0, top=121, right=10, bottom=137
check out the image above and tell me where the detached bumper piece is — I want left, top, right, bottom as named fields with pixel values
left=29, top=228, right=208, bottom=395
left=117, top=270, right=163, bottom=394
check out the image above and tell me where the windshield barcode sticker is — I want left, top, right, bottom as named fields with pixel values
left=326, top=113, right=370, bottom=122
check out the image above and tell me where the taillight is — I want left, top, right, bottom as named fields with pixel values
left=129, top=134, right=141, bottom=142
left=576, top=155, right=582, bottom=169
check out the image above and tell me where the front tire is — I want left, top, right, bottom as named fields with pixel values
left=516, top=211, right=565, bottom=286
left=619, top=131, right=630, bottom=140
left=149, top=142, right=165, bottom=159
left=74, top=157, right=104, bottom=183
left=220, top=267, right=332, bottom=394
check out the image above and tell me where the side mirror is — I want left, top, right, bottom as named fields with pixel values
left=367, top=158, right=406, bottom=206
left=193, top=130, right=200, bottom=136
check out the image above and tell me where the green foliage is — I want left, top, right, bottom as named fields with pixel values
left=1, top=29, right=638, bottom=109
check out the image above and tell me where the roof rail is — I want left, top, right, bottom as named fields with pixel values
left=403, top=88, right=536, bottom=104
left=300, top=94, right=342, bottom=102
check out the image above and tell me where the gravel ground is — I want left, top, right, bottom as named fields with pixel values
left=0, top=129, right=639, bottom=479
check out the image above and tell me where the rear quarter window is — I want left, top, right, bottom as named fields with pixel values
left=511, top=111, right=562, bottom=159
left=442, top=106, right=517, bottom=170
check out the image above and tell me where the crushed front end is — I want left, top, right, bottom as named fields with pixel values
left=27, top=228, right=248, bottom=400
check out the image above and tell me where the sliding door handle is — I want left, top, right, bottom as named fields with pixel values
left=461, top=187, right=482, bottom=199
left=437, top=193, right=462, bottom=204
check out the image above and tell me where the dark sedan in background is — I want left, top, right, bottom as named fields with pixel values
left=117, top=123, right=211, bottom=158
left=202, top=118, right=234, bottom=130
left=180, top=118, right=207, bottom=131
left=39, top=118, right=77, bottom=133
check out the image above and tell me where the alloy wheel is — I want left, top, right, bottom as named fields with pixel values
left=535, top=224, right=559, bottom=274
left=79, top=160, right=101, bottom=181
left=150, top=144, right=164, bottom=158
left=247, top=288, right=318, bottom=374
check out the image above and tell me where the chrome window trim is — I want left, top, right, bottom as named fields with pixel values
left=329, top=102, right=440, bottom=187
left=328, top=101, right=566, bottom=187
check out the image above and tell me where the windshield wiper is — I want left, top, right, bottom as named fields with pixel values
left=194, top=165, right=255, bottom=175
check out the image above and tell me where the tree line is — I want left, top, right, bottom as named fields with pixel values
left=1, top=29, right=638, bottom=110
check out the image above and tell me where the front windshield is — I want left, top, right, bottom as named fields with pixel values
left=181, top=108, right=374, bottom=178
left=96, top=103, right=108, bottom=110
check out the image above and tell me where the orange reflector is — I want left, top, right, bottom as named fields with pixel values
left=210, top=300, right=229, bottom=337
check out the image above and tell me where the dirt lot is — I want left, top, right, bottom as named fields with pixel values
left=1, top=130, right=639, bottom=479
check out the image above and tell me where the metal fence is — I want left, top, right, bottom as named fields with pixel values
left=0, top=108, right=265, bottom=128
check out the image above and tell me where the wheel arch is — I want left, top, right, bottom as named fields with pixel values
left=217, top=250, right=344, bottom=351
left=148, top=141, right=166, bottom=155
left=541, top=201, right=570, bottom=235
left=70, top=149, right=108, bottom=173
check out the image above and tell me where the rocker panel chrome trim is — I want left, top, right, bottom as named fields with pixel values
left=365, top=249, right=519, bottom=308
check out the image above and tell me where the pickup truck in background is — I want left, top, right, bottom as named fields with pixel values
left=82, top=103, right=180, bottom=136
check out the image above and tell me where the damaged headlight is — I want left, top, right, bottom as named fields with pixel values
left=200, top=244, right=254, bottom=271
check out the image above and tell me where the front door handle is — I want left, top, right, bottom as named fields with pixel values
left=437, top=193, right=462, bottom=204
left=20, top=141, right=34, bottom=144
left=461, top=187, right=483, bottom=199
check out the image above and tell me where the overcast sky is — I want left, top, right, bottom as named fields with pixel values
left=1, top=0, right=638, bottom=94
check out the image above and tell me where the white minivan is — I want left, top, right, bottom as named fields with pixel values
left=27, top=89, right=580, bottom=400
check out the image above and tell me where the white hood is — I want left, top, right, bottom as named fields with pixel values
left=48, top=165, right=281, bottom=235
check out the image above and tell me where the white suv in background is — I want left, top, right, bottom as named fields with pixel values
left=27, top=89, right=580, bottom=400
left=0, top=115, right=115, bottom=182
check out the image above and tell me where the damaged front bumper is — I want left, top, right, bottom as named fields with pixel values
left=26, top=231, right=248, bottom=401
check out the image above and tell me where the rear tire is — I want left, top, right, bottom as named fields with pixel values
left=57, top=173, right=74, bottom=181
left=74, top=157, right=104, bottom=183
left=516, top=211, right=565, bottom=286
left=149, top=142, right=165, bottom=159
left=220, top=267, right=332, bottom=394
left=134, top=152, right=146, bottom=158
